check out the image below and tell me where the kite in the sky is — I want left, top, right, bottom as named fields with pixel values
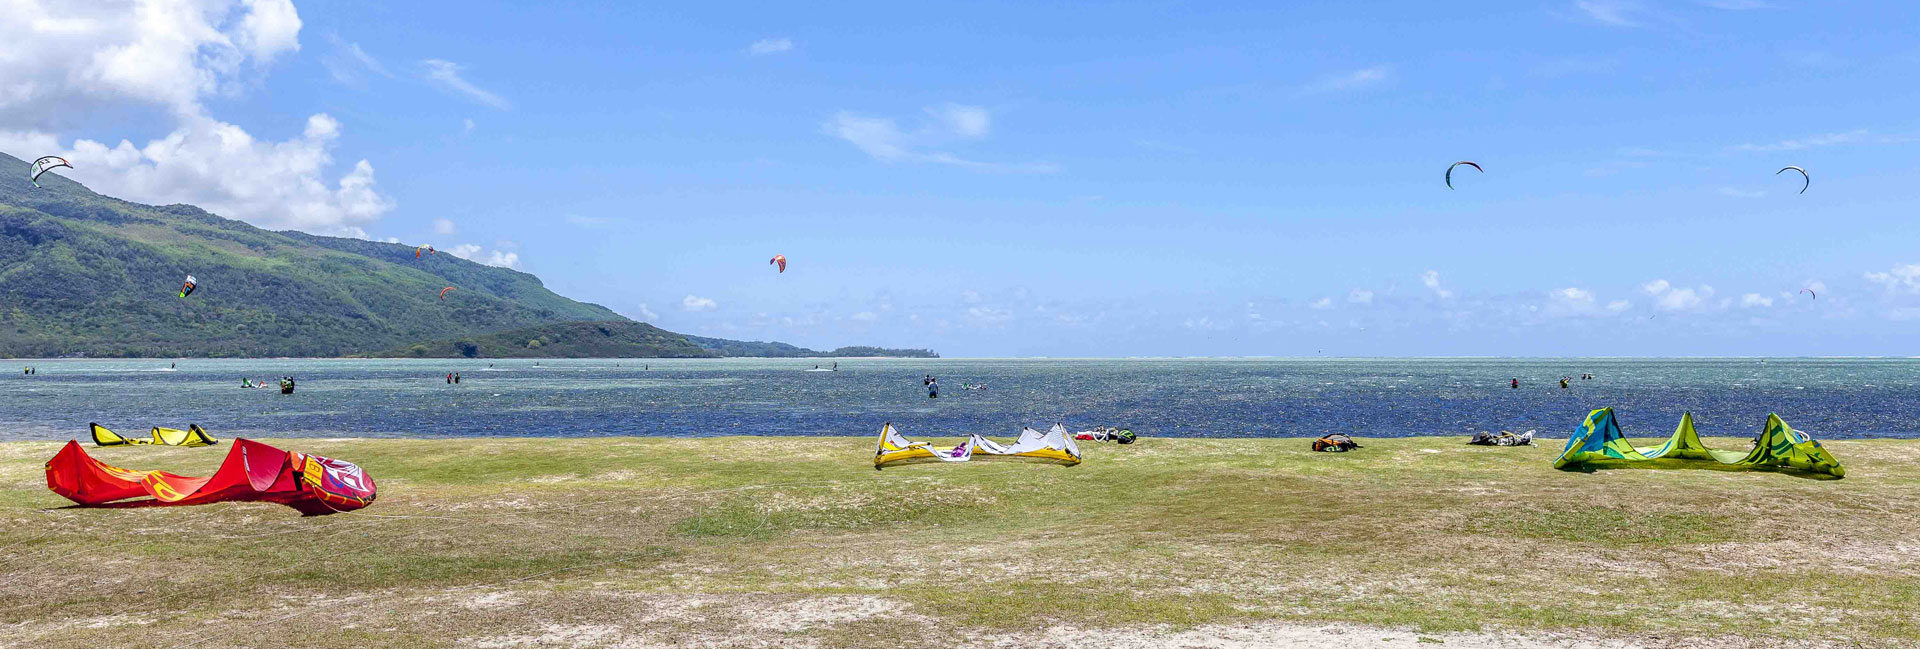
left=1801, top=288, right=1817, bottom=300
left=1777, top=166, right=1809, bottom=194
left=439, top=286, right=456, bottom=300
left=178, top=275, right=197, bottom=298
left=770, top=254, right=787, bottom=273
left=29, top=156, right=71, bottom=188
left=1445, top=161, right=1482, bottom=189
left=415, top=244, right=435, bottom=258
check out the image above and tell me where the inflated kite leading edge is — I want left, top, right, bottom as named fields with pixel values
left=1554, top=408, right=1843, bottom=477
left=45, top=438, right=377, bottom=515
left=874, top=423, right=1081, bottom=469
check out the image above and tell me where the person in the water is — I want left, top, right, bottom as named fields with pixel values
left=1510, top=378, right=1518, bottom=389
left=927, top=377, right=939, bottom=398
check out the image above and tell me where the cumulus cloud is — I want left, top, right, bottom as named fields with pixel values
left=0, top=1, right=401, bottom=238
left=1348, top=289, right=1374, bottom=305
left=2, top=113, right=394, bottom=237
left=825, top=106, right=1056, bottom=173
left=635, top=303, right=659, bottom=321
left=423, top=59, right=510, bottom=110
left=433, top=218, right=456, bottom=235
left=1642, top=278, right=1713, bottom=311
left=1740, top=293, right=1774, bottom=308
left=0, top=0, right=303, bottom=125
left=1310, top=297, right=1333, bottom=310
left=445, top=243, right=519, bottom=268
left=1866, top=264, right=1920, bottom=294
left=748, top=38, right=793, bottom=55
left=1606, top=300, right=1631, bottom=312
left=682, top=295, right=718, bottom=312
left=1421, top=270, right=1454, bottom=299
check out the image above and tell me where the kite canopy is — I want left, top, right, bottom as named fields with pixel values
left=178, top=274, right=197, bottom=298
left=91, top=423, right=218, bottom=447
left=770, top=254, right=787, bottom=273
left=1800, top=288, right=1817, bottom=300
left=29, top=156, right=71, bottom=188
left=1445, top=161, right=1482, bottom=189
left=1777, top=166, right=1809, bottom=194
left=45, top=438, right=376, bottom=515
left=874, top=423, right=1081, bottom=469
left=415, top=244, right=436, bottom=258
left=1554, top=408, right=1843, bottom=477
left=439, top=286, right=456, bottom=300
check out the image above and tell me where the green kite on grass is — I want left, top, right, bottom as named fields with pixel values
left=1554, top=407, right=1844, bottom=478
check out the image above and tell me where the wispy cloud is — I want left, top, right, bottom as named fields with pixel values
left=1643, top=278, right=1713, bottom=311
left=1730, top=129, right=1867, bottom=152
left=1299, top=65, right=1391, bottom=94
left=323, top=34, right=392, bottom=88
left=826, top=106, right=1056, bottom=173
left=682, top=295, right=719, bottom=312
left=1421, top=270, right=1453, bottom=299
left=1717, top=186, right=1766, bottom=198
left=748, top=38, right=793, bottom=55
left=1866, top=263, right=1920, bottom=294
left=1574, top=0, right=1641, bottom=26
left=423, top=59, right=510, bottom=110
left=1698, top=0, right=1768, bottom=9
left=432, top=218, right=456, bottom=234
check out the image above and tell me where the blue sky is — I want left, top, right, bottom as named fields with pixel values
left=7, top=1, right=1920, bottom=356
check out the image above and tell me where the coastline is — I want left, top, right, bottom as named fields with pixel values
left=5, top=436, right=1916, bottom=648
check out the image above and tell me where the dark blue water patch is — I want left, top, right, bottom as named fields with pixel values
left=0, top=358, right=1915, bottom=441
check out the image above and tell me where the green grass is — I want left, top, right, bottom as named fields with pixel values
left=3, top=435, right=1918, bottom=648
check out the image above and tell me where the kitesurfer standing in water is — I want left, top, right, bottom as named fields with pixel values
left=926, top=375, right=939, bottom=399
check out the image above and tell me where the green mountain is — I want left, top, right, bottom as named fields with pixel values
left=369, top=320, right=712, bottom=358
left=0, top=152, right=621, bottom=357
left=0, top=152, right=938, bottom=359
left=683, top=335, right=938, bottom=358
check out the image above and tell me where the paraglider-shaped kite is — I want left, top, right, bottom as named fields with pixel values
left=770, top=254, right=787, bottom=273
left=178, top=275, right=198, bottom=298
left=439, top=286, right=456, bottom=300
left=29, top=156, right=71, bottom=188
left=415, top=244, right=436, bottom=258
left=1801, top=288, right=1817, bottom=300
left=1777, top=166, right=1809, bottom=194
left=1445, top=161, right=1482, bottom=189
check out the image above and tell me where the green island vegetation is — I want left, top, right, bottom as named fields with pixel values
left=0, top=152, right=931, bottom=359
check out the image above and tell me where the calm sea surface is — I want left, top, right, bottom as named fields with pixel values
left=1, top=358, right=1916, bottom=442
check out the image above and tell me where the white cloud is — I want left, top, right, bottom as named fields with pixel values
left=1866, top=264, right=1920, bottom=294
left=682, top=295, right=718, bottom=312
left=748, top=38, right=793, bottom=55
left=423, top=59, right=509, bottom=110
left=1552, top=287, right=1595, bottom=304
left=635, top=303, right=659, bottom=321
left=1348, top=289, right=1374, bottom=305
left=444, top=243, right=519, bottom=268
left=1732, top=129, right=1866, bottom=152
left=322, top=33, right=389, bottom=87
left=1574, top=0, right=1640, bottom=26
left=433, top=218, right=456, bottom=235
left=1299, top=65, right=1391, bottom=94
left=825, top=107, right=1056, bottom=173
left=0, top=0, right=304, bottom=124
left=1421, top=270, right=1454, bottom=299
left=1310, top=297, right=1333, bottom=310
left=0, top=2, right=404, bottom=238
left=1642, top=278, right=1712, bottom=311
left=1606, top=299, right=1631, bottom=313
left=1740, top=293, right=1774, bottom=308
left=930, top=104, right=990, bottom=138
left=462, top=118, right=475, bottom=135
left=851, top=311, right=878, bottom=322
left=2, top=113, right=394, bottom=237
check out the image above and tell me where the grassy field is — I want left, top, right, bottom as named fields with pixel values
left=3, top=435, right=1918, bottom=648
